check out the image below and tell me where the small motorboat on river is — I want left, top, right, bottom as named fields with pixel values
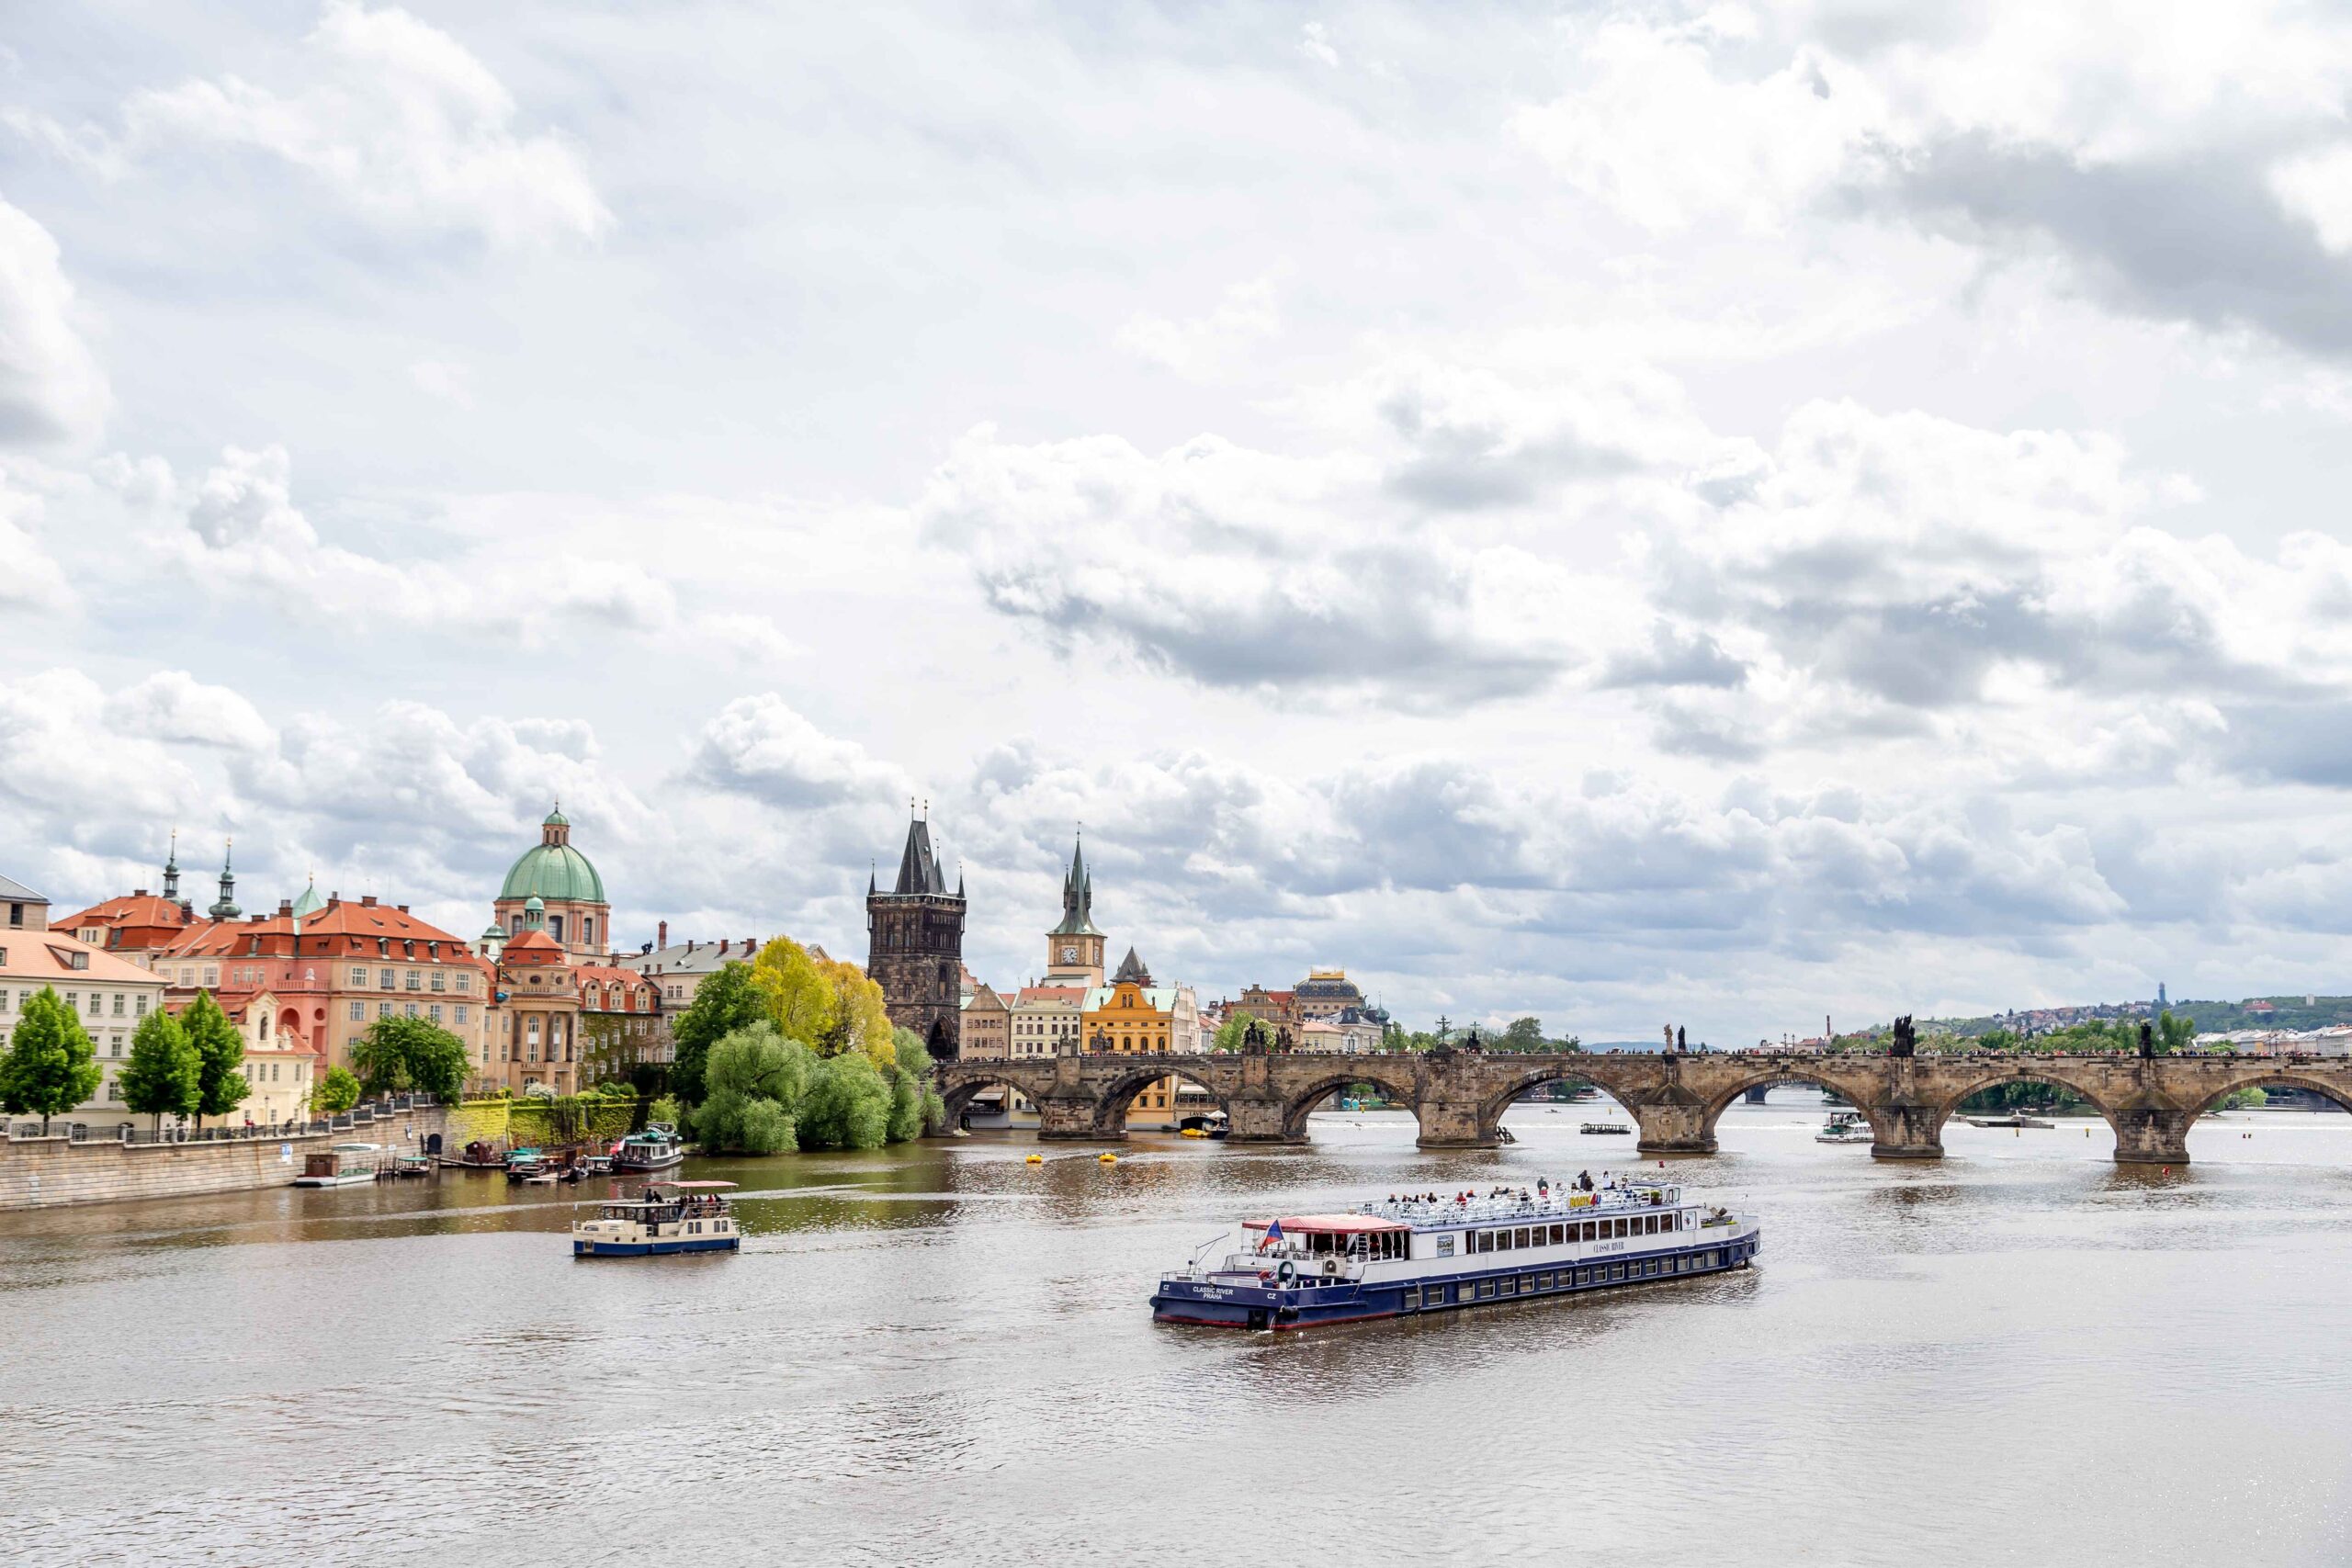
left=611, top=1124, right=684, bottom=1173
left=1152, top=1179, right=1760, bottom=1330
left=1815, top=1111, right=1871, bottom=1145
left=571, top=1180, right=741, bottom=1257
left=1966, top=1113, right=2055, bottom=1130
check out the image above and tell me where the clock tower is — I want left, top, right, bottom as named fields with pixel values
left=1042, top=833, right=1105, bottom=988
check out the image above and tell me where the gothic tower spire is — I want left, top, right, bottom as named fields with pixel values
left=209, top=837, right=241, bottom=920
left=162, top=828, right=180, bottom=900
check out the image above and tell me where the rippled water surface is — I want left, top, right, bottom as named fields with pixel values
left=4, top=1097, right=2350, bottom=1566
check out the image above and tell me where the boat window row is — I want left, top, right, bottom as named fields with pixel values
left=1301, top=1230, right=1406, bottom=1260
left=1467, top=1212, right=1680, bottom=1253
left=1402, top=1249, right=1726, bottom=1309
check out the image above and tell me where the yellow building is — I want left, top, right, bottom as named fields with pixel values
left=1086, top=949, right=1181, bottom=1127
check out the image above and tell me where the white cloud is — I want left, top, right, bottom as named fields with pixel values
left=407, top=358, right=475, bottom=409
left=0, top=468, right=72, bottom=611
left=2269, top=144, right=2352, bottom=254
left=0, top=197, right=107, bottom=447
left=1115, top=276, right=1282, bottom=379
left=1298, top=23, right=1340, bottom=70
left=160, top=444, right=678, bottom=643
left=122, top=2, right=609, bottom=248
left=687, top=694, right=908, bottom=810
left=102, top=671, right=274, bottom=752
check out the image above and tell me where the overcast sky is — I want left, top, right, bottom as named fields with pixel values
left=8, top=1, right=2352, bottom=1042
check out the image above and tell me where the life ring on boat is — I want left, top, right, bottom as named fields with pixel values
left=1275, top=1260, right=1295, bottom=1285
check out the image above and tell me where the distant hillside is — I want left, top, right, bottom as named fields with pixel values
left=2167, top=997, right=2352, bottom=1033
left=1924, top=995, right=2352, bottom=1039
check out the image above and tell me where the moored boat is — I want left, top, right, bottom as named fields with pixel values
left=612, top=1123, right=685, bottom=1173
left=1966, top=1112, right=2055, bottom=1130
left=504, top=1146, right=547, bottom=1181
left=293, top=1143, right=382, bottom=1187
left=571, top=1180, right=741, bottom=1256
left=1580, top=1121, right=1631, bottom=1135
left=447, top=1140, right=506, bottom=1170
left=1152, top=1179, right=1760, bottom=1330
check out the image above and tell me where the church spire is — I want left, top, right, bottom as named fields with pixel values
left=209, top=838, right=241, bottom=920
left=1049, top=831, right=1102, bottom=936
left=162, top=828, right=180, bottom=900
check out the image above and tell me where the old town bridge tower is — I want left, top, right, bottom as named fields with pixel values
left=865, top=809, right=967, bottom=1060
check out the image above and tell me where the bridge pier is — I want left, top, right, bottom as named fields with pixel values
left=1631, top=1101, right=1716, bottom=1156
left=1223, top=1100, right=1306, bottom=1145
left=1416, top=1100, right=1496, bottom=1149
left=1035, top=1097, right=1118, bottom=1141
left=1870, top=1100, right=1944, bottom=1161
left=2111, top=1108, right=2191, bottom=1166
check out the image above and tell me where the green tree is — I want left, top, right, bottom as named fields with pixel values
left=0, top=987, right=104, bottom=1133
left=887, top=1026, right=942, bottom=1142
left=349, top=1015, right=470, bottom=1101
left=311, top=1065, right=361, bottom=1113
left=180, top=990, right=247, bottom=1129
left=691, top=1023, right=812, bottom=1154
left=2156, top=1010, right=2197, bottom=1055
left=648, top=1093, right=682, bottom=1127
left=1498, top=1017, right=1546, bottom=1052
left=797, top=1050, right=892, bottom=1150
left=669, top=962, right=767, bottom=1106
left=118, top=1010, right=200, bottom=1133
left=1213, top=1014, right=1261, bottom=1052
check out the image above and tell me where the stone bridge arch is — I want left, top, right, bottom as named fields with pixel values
left=1280, top=1066, right=1422, bottom=1139
left=1091, top=1063, right=1237, bottom=1138
left=1697, top=1066, right=1900, bottom=1149
left=1471, top=1060, right=1646, bottom=1141
left=2183, top=1066, right=2352, bottom=1120
left=937, top=1066, right=1058, bottom=1131
left=1928, top=1060, right=2128, bottom=1152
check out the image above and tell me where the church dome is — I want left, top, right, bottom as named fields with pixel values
left=500, top=806, right=605, bottom=905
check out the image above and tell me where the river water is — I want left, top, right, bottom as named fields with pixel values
left=3, top=1096, right=2348, bottom=1567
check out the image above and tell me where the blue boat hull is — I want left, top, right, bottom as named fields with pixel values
left=1152, top=1232, right=1760, bottom=1329
left=573, top=1236, right=740, bottom=1257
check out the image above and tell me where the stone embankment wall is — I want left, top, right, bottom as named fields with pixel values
left=0, top=1105, right=450, bottom=1212
left=444, top=1098, right=647, bottom=1150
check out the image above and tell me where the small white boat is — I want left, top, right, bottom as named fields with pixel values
left=293, top=1143, right=382, bottom=1187
left=1815, top=1111, right=1871, bottom=1145
left=572, top=1180, right=741, bottom=1257
left=611, top=1124, right=685, bottom=1173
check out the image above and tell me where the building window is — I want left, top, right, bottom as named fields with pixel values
left=110, top=1036, right=124, bottom=1057
left=201, top=967, right=218, bottom=987
left=135, top=995, right=148, bottom=1018
left=404, top=1003, right=418, bottom=1019
left=431, top=971, right=446, bottom=992
left=380, top=969, right=396, bottom=989
left=348, top=1001, right=364, bottom=1021
left=112, top=993, right=125, bottom=1016
left=405, top=971, right=421, bottom=991
left=350, top=967, right=368, bottom=987
left=455, top=1005, right=468, bottom=1025
left=455, top=974, right=469, bottom=993
left=428, top=1005, right=443, bottom=1022
left=379, top=1003, right=392, bottom=1019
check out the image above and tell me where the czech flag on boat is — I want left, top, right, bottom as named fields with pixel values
left=1260, top=1218, right=1283, bottom=1251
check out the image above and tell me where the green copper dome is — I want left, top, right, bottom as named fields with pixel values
left=500, top=805, right=605, bottom=904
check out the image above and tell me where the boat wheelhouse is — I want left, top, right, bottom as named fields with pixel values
left=1151, top=1179, right=1759, bottom=1330
left=1815, top=1110, right=1871, bottom=1144
left=571, top=1180, right=741, bottom=1257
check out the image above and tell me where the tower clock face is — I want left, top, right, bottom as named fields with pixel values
left=1061, top=945, right=1077, bottom=963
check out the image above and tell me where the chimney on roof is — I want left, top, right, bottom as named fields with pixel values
left=744, top=936, right=753, bottom=953
left=686, top=939, right=695, bottom=953
left=397, top=905, right=408, bottom=914
left=135, top=889, right=148, bottom=898
left=361, top=895, right=377, bottom=907
left=179, top=901, right=193, bottom=920
left=277, top=899, right=293, bottom=917
left=658, top=919, right=668, bottom=949
left=719, top=939, right=729, bottom=954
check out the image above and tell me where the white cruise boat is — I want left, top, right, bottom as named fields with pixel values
left=571, top=1180, right=741, bottom=1257
left=1152, top=1178, right=1759, bottom=1330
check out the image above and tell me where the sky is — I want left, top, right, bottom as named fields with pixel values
left=7, top=1, right=2352, bottom=1043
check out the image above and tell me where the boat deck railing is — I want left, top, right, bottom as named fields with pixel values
left=1355, top=1185, right=1680, bottom=1227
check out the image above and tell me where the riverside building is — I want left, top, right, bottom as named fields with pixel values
left=0, top=874, right=172, bottom=1129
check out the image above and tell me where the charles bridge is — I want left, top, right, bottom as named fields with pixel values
left=933, top=1047, right=2352, bottom=1165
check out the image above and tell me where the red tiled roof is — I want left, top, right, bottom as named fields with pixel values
left=154, top=898, right=489, bottom=971
left=1016, top=986, right=1087, bottom=1004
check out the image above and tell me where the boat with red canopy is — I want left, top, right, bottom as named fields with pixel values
left=1152, top=1178, right=1759, bottom=1329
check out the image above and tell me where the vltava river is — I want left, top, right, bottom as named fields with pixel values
left=4, top=1097, right=2349, bottom=1566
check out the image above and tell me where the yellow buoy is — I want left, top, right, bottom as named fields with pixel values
left=1098, top=1152, right=1117, bottom=1164
left=1024, top=1153, right=1043, bottom=1164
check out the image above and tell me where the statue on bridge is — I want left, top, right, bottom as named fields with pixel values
left=1889, top=1015, right=1916, bottom=1058
left=1240, top=1019, right=1269, bottom=1055
left=2139, top=1021, right=2154, bottom=1059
